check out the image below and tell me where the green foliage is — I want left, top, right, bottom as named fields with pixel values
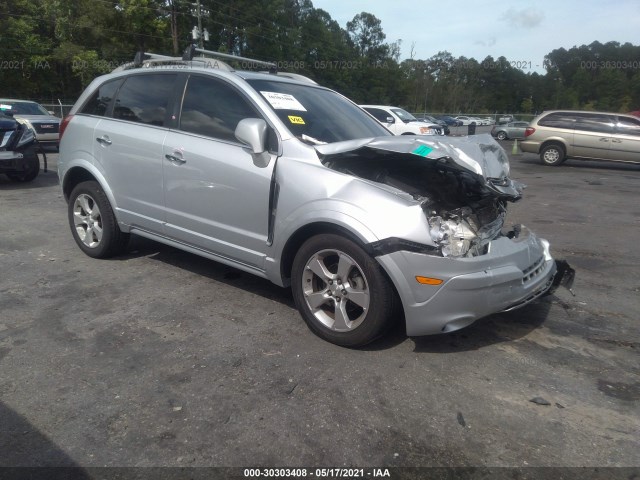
left=2, top=0, right=638, bottom=114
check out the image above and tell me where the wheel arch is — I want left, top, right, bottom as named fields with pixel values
left=279, top=222, right=366, bottom=285
left=62, top=164, right=116, bottom=210
left=540, top=138, right=568, bottom=155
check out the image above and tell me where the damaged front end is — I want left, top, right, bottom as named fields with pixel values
left=317, top=134, right=524, bottom=258
left=0, top=110, right=40, bottom=182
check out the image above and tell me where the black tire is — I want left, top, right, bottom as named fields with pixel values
left=291, top=234, right=397, bottom=347
left=540, top=143, right=566, bottom=166
left=496, top=131, right=507, bottom=141
left=6, top=152, right=39, bottom=182
left=68, top=181, right=129, bottom=258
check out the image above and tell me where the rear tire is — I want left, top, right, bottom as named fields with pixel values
left=68, top=181, right=129, bottom=258
left=291, top=234, right=396, bottom=347
left=540, top=143, right=566, bottom=166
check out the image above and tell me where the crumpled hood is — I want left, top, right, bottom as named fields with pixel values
left=315, top=134, right=522, bottom=199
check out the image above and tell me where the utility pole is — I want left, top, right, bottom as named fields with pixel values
left=196, top=0, right=203, bottom=48
left=191, top=0, right=209, bottom=49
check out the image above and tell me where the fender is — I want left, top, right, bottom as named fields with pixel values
left=60, top=158, right=125, bottom=230
left=265, top=205, right=380, bottom=287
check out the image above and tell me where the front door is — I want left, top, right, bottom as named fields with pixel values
left=162, top=74, right=276, bottom=270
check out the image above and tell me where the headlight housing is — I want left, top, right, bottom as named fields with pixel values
left=428, top=215, right=478, bottom=257
left=16, top=125, right=35, bottom=147
left=419, top=126, right=437, bottom=135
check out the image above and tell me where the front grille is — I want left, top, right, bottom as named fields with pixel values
left=522, top=256, right=545, bottom=283
left=32, top=122, right=59, bottom=134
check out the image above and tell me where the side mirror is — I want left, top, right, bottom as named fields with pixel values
left=48, top=110, right=55, bottom=115
left=235, top=118, right=271, bottom=168
left=385, top=116, right=395, bottom=124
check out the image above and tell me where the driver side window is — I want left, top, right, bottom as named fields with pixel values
left=179, top=75, right=261, bottom=143
left=365, top=108, right=391, bottom=123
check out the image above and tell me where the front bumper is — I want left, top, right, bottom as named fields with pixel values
left=0, top=147, right=37, bottom=173
left=376, top=227, right=567, bottom=336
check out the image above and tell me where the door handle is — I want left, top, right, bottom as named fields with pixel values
left=96, top=135, right=112, bottom=146
left=611, top=139, right=622, bottom=143
left=165, top=153, right=186, bottom=164
left=599, top=138, right=610, bottom=142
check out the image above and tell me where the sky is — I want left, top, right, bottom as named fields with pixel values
left=311, top=0, right=640, bottom=74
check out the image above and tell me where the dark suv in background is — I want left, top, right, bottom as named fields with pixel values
left=521, top=110, right=640, bottom=165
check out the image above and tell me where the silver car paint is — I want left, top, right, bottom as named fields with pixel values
left=59, top=66, right=559, bottom=336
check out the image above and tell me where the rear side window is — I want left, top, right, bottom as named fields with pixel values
left=80, top=79, right=123, bottom=116
left=179, top=75, right=259, bottom=142
left=573, top=113, right=614, bottom=133
left=538, top=112, right=576, bottom=129
left=113, top=74, right=177, bottom=126
left=615, top=117, right=640, bottom=136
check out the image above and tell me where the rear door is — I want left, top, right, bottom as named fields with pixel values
left=93, top=72, right=178, bottom=232
left=610, top=116, right=640, bottom=162
left=162, top=74, right=276, bottom=270
left=571, top=113, right=615, bottom=160
left=509, top=121, right=529, bottom=138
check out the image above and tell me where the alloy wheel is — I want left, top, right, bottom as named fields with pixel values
left=73, top=194, right=103, bottom=248
left=301, top=249, right=370, bottom=332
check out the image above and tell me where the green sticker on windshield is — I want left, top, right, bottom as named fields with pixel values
left=412, top=145, right=433, bottom=157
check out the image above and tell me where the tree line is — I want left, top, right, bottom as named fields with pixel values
left=2, top=0, right=639, bottom=114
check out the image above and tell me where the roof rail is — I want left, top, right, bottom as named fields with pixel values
left=112, top=50, right=236, bottom=73
left=112, top=47, right=315, bottom=83
left=269, top=72, right=317, bottom=85
left=182, top=44, right=277, bottom=71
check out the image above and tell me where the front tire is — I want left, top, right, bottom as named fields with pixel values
left=540, top=143, right=566, bottom=166
left=68, top=181, right=129, bottom=258
left=291, top=234, right=396, bottom=347
left=7, top=152, right=39, bottom=182
left=496, top=131, right=507, bottom=141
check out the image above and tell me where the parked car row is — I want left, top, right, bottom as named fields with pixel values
left=407, top=113, right=450, bottom=135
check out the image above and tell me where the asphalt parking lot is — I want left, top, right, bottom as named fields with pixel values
left=1, top=144, right=639, bottom=471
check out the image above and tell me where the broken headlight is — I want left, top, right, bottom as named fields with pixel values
left=16, top=125, right=35, bottom=147
left=428, top=215, right=478, bottom=257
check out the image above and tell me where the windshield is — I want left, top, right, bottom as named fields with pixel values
left=0, top=101, right=49, bottom=116
left=246, top=79, right=390, bottom=144
left=391, top=108, right=417, bottom=123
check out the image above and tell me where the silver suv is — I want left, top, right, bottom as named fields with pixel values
left=58, top=49, right=572, bottom=347
left=521, top=110, right=640, bottom=165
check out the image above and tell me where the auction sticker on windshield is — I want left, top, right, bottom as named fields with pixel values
left=260, top=91, right=307, bottom=111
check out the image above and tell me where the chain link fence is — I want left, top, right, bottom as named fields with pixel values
left=39, top=102, right=75, bottom=118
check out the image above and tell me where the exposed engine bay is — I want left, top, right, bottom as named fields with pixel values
left=320, top=143, right=524, bottom=258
